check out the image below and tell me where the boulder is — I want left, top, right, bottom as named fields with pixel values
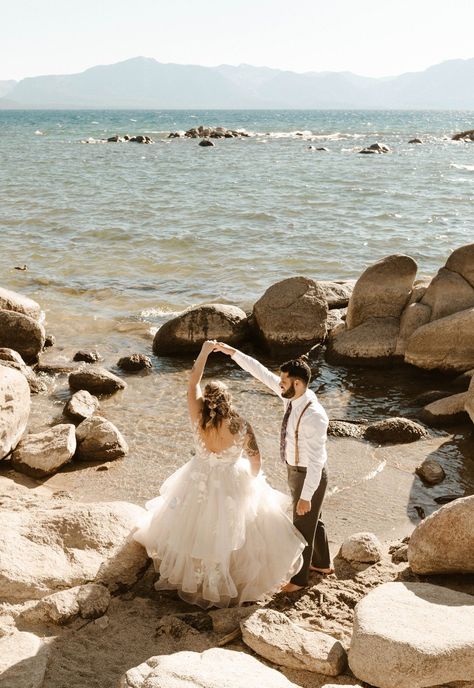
left=349, top=582, right=474, bottom=688
left=0, top=347, right=47, bottom=394
left=120, top=648, right=300, bottom=688
left=415, top=459, right=445, bottom=485
left=326, top=317, right=400, bottom=366
left=327, top=420, right=364, bottom=439
left=199, top=139, right=214, bottom=147
left=319, top=280, right=354, bottom=308
left=405, top=307, right=474, bottom=372
left=408, top=495, right=474, bottom=574
left=346, top=255, right=417, bottom=330
left=466, top=376, right=474, bottom=423
left=418, top=392, right=469, bottom=426
left=31, top=583, right=111, bottom=624
left=0, top=310, right=45, bottom=363
left=117, top=353, right=152, bottom=372
left=0, top=494, right=148, bottom=601
left=0, top=286, right=42, bottom=319
left=73, top=349, right=102, bottom=363
left=241, top=608, right=347, bottom=675
left=0, top=366, right=30, bottom=460
left=420, top=268, right=474, bottom=321
left=64, top=389, right=100, bottom=421
left=153, top=304, right=248, bottom=355
left=75, top=415, right=128, bottom=461
left=69, top=367, right=127, bottom=394
left=0, top=631, right=50, bottom=688
left=11, top=424, right=76, bottom=477
left=339, top=532, right=383, bottom=564
left=253, top=277, right=328, bottom=355
left=363, top=418, right=429, bottom=444
left=452, top=367, right=474, bottom=391
left=445, top=242, right=474, bottom=288
left=395, top=302, right=431, bottom=355
left=408, top=138, right=423, bottom=144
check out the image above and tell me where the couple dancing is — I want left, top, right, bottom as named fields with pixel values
left=133, top=340, right=332, bottom=609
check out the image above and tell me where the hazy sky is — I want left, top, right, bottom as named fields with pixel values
left=2, top=0, right=473, bottom=81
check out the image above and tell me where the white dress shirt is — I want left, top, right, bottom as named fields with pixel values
left=232, top=350, right=328, bottom=501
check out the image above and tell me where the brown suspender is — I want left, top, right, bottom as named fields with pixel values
left=294, top=401, right=312, bottom=466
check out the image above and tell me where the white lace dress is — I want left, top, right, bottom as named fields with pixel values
left=133, top=424, right=305, bottom=609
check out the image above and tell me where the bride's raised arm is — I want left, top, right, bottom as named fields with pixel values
left=187, top=340, right=217, bottom=424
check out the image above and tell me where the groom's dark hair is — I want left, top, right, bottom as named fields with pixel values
left=280, top=358, right=311, bottom=385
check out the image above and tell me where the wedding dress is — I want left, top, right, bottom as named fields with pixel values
left=133, top=423, right=305, bottom=609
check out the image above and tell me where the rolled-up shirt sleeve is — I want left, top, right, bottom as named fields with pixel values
left=300, top=409, right=328, bottom=502
left=231, top=350, right=282, bottom=397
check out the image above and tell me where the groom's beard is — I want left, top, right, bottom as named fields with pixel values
left=281, top=382, right=296, bottom=399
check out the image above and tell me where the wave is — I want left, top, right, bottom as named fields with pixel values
left=450, top=163, right=474, bottom=172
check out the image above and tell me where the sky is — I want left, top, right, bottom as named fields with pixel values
left=1, top=0, right=474, bottom=82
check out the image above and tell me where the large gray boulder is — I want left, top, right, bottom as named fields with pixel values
left=326, top=317, right=400, bottom=365
left=0, top=310, right=45, bottom=363
left=349, top=582, right=474, bottom=688
left=345, top=255, right=417, bottom=330
left=0, top=286, right=42, bottom=319
left=11, top=424, right=76, bottom=477
left=0, top=366, right=30, bottom=460
left=420, top=267, right=474, bottom=321
left=0, top=493, right=148, bottom=601
left=405, top=307, right=474, bottom=372
left=75, top=415, right=128, bottom=461
left=120, top=648, right=300, bottom=688
left=69, top=367, right=127, bottom=395
left=153, top=304, right=248, bottom=355
left=408, top=495, right=474, bottom=574
left=241, top=608, right=346, bottom=675
left=252, top=276, right=328, bottom=354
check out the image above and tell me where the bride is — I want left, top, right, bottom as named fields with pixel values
left=133, top=340, right=305, bottom=609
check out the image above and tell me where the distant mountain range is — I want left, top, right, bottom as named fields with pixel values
left=1, top=57, right=474, bottom=109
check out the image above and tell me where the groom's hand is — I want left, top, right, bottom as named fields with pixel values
left=215, top=342, right=236, bottom=356
left=296, top=499, right=311, bottom=516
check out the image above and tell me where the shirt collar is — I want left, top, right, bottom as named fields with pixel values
left=289, top=388, right=314, bottom=411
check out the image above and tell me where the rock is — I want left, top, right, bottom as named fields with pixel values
left=408, top=495, right=474, bottom=574
left=75, top=415, right=128, bottom=461
left=120, top=648, right=301, bottom=688
left=0, top=631, right=50, bottom=688
left=415, top=459, right=446, bottom=485
left=358, top=142, right=390, bottom=154
left=326, top=317, right=400, bottom=366
left=349, top=581, right=474, bottom=688
left=11, top=424, right=76, bottom=477
left=0, top=366, right=30, bottom=460
left=410, top=389, right=450, bottom=406
left=73, top=349, right=102, bottom=363
left=395, top=302, right=431, bottom=355
left=241, top=608, right=347, bottom=675
left=452, top=367, right=474, bottom=391
left=405, top=307, right=474, bottom=372
left=452, top=128, right=474, bottom=141
left=445, top=242, right=474, bottom=288
left=319, top=280, right=354, bottom=308
left=340, top=532, right=383, bottom=564
left=346, top=255, right=417, bottom=330
left=43, top=334, right=55, bottom=348
left=0, top=286, right=42, bottom=319
left=64, top=389, right=100, bottom=421
left=0, top=348, right=47, bottom=394
left=0, top=495, right=148, bottom=601
left=327, top=420, right=364, bottom=439
left=418, top=392, right=469, bottom=426
left=153, top=303, right=248, bottom=355
left=69, top=367, right=127, bottom=394
left=36, top=359, right=79, bottom=374
left=420, top=267, right=474, bottom=321
left=32, top=583, right=111, bottom=624
left=408, top=138, right=423, bottom=144
left=466, top=376, right=474, bottom=423
left=199, top=139, right=214, bottom=147
left=253, top=276, right=328, bottom=355
left=209, top=605, right=259, bottom=634
left=327, top=308, right=346, bottom=332
left=117, top=353, right=152, bottom=372
left=391, top=544, right=408, bottom=563
left=0, top=310, right=45, bottom=363
left=363, top=417, right=429, bottom=444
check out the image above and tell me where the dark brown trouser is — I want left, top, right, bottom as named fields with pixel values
left=287, top=465, right=330, bottom=586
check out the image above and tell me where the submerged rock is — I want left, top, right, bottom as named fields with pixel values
left=363, top=417, right=428, bottom=444
left=69, top=367, right=127, bottom=395
left=117, top=353, right=152, bottom=372
left=73, top=349, right=102, bottom=363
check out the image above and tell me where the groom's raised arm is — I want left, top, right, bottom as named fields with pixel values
left=215, top=343, right=282, bottom=397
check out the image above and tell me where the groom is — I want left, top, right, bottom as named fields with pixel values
left=215, top=343, right=332, bottom=592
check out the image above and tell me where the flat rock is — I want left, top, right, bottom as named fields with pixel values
left=418, top=392, right=469, bottom=427
left=75, top=415, right=128, bottom=461
left=415, top=458, right=446, bottom=485
left=0, top=286, right=42, bottom=319
left=0, top=631, right=50, bottom=688
left=340, top=532, right=383, bottom=564
left=0, top=310, right=45, bottom=363
left=153, top=303, right=248, bottom=355
left=253, top=276, right=328, bottom=355
left=363, top=417, right=429, bottom=444
left=0, top=494, right=148, bottom=601
left=120, top=648, right=300, bottom=688
left=346, top=255, right=417, bottom=330
left=11, top=423, right=76, bottom=477
left=408, top=495, right=474, bottom=574
left=349, top=582, right=474, bottom=688
left=69, top=367, right=127, bottom=394
left=326, top=317, right=400, bottom=366
left=241, top=608, right=347, bottom=674
left=64, top=389, right=100, bottom=421
left=0, top=366, right=30, bottom=460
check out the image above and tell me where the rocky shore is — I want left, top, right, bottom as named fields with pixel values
left=1, top=243, right=473, bottom=687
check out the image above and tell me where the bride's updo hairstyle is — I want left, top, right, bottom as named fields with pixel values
left=201, top=380, right=235, bottom=430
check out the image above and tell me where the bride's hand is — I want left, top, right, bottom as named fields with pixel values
left=201, top=340, right=217, bottom=354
